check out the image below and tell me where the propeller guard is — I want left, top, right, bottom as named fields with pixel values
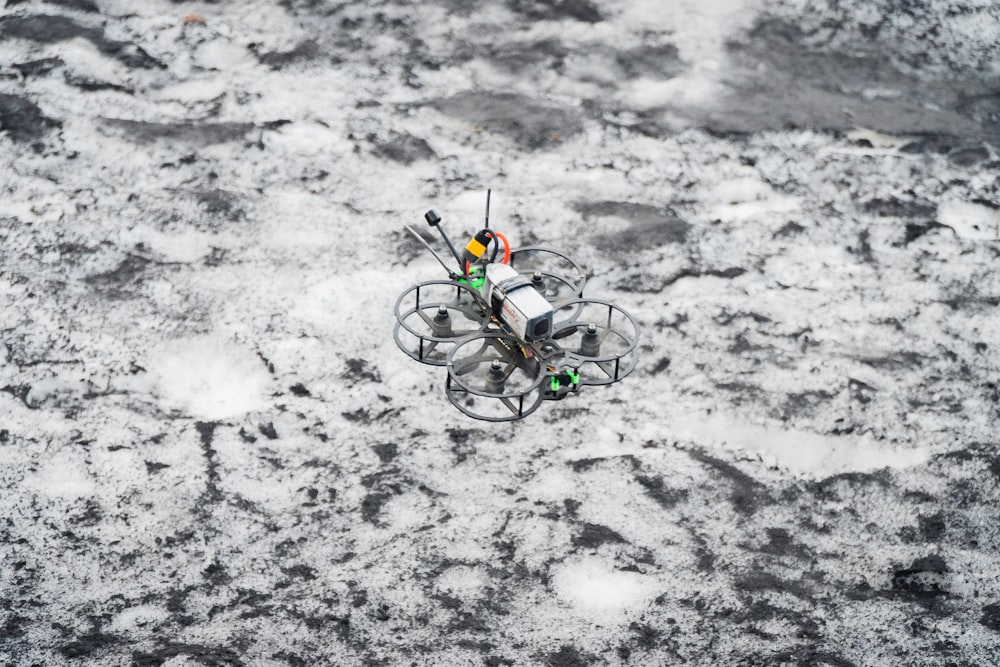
left=445, top=332, right=546, bottom=421
left=550, top=298, right=640, bottom=385
left=509, top=247, right=586, bottom=305
left=393, top=280, right=488, bottom=366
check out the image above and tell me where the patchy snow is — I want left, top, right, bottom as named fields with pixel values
left=671, top=411, right=931, bottom=476
left=2, top=0, right=1000, bottom=665
left=145, top=337, right=272, bottom=419
left=939, top=200, right=1000, bottom=240
left=552, top=557, right=658, bottom=616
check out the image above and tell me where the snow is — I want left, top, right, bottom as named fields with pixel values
left=552, top=557, right=658, bottom=616
left=939, top=200, right=1000, bottom=240
left=146, top=337, right=272, bottom=419
left=670, top=411, right=931, bottom=476
left=2, top=0, right=1000, bottom=664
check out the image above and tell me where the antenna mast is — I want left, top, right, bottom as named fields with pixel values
left=484, top=189, right=491, bottom=229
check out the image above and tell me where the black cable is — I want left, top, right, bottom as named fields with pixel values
left=488, top=231, right=499, bottom=263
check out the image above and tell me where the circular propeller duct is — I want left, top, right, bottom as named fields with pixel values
left=393, top=280, right=488, bottom=366
left=550, top=298, right=640, bottom=385
left=445, top=332, right=546, bottom=421
left=509, top=247, right=586, bottom=305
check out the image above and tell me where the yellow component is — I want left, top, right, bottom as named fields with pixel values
left=465, top=237, right=487, bottom=258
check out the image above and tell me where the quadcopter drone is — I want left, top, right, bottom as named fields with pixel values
left=393, top=191, right=640, bottom=421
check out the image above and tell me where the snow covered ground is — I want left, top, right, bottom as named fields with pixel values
left=2, top=0, right=999, bottom=664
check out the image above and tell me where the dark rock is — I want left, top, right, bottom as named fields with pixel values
left=773, top=221, right=804, bottom=237
left=628, top=622, right=662, bottom=649
left=341, top=408, right=371, bottom=423
left=687, top=450, right=764, bottom=514
left=203, top=560, right=232, bottom=587
left=60, top=632, right=118, bottom=659
left=372, top=132, right=436, bottom=165
left=892, top=555, right=950, bottom=600
left=133, top=644, right=245, bottom=667
left=848, top=378, right=877, bottom=405
left=84, top=255, right=151, bottom=293
left=899, top=134, right=957, bottom=154
left=768, top=646, right=858, bottom=667
left=489, top=38, right=568, bottom=73
left=13, top=57, right=64, bottom=78
left=918, top=513, right=946, bottom=542
left=361, top=492, right=393, bottom=524
left=485, top=656, right=515, bottom=667
left=342, top=358, right=382, bottom=383
left=102, top=119, right=257, bottom=145
left=569, top=457, right=608, bottom=471
left=258, top=40, right=321, bottom=68
left=634, top=475, right=688, bottom=509
left=717, top=17, right=995, bottom=145
left=431, top=92, right=583, bottom=149
left=195, top=189, right=245, bottom=221
left=759, top=527, right=809, bottom=560
left=578, top=201, right=690, bottom=258
left=289, top=383, right=311, bottom=397
left=572, top=522, right=627, bottom=548
left=0, top=93, right=60, bottom=142
left=52, top=0, right=100, bottom=11
left=949, top=145, right=990, bottom=166
left=650, top=357, right=670, bottom=374
left=64, top=72, right=132, bottom=93
left=2, top=384, right=37, bottom=409
left=859, top=352, right=924, bottom=371
left=615, top=43, right=683, bottom=79
left=372, top=442, right=398, bottom=463
left=0, top=15, right=162, bottom=68
left=545, top=644, right=595, bottom=667
left=448, top=611, right=491, bottom=633
left=622, top=266, right=745, bottom=293
left=145, top=461, right=170, bottom=474
left=849, top=228, right=875, bottom=263
left=1, top=13, right=98, bottom=43
left=282, top=564, right=317, bottom=581
left=507, top=0, right=602, bottom=23
left=902, top=222, right=947, bottom=245
left=451, top=438, right=476, bottom=464
left=863, top=197, right=937, bottom=219
left=780, top=390, right=836, bottom=419
left=981, top=603, right=1000, bottom=632
left=195, top=421, right=222, bottom=504
left=736, top=570, right=812, bottom=599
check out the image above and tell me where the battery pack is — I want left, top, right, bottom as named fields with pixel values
left=483, top=263, right=554, bottom=342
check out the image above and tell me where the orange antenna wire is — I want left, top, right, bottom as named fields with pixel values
left=493, top=231, right=511, bottom=264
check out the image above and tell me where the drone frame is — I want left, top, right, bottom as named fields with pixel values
left=393, top=194, right=640, bottom=421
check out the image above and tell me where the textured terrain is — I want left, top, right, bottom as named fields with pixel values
left=2, top=0, right=1000, bottom=665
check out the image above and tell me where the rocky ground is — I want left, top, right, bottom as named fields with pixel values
left=2, top=0, right=1000, bottom=665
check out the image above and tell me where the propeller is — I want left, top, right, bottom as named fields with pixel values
left=550, top=298, right=640, bottom=385
left=393, top=280, right=488, bottom=365
left=445, top=332, right=545, bottom=421
left=509, top=247, right=586, bottom=305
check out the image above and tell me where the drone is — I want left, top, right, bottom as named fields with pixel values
left=393, top=191, right=640, bottom=421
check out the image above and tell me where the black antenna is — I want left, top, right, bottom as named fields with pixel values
left=405, top=225, right=455, bottom=276
left=484, top=189, right=491, bottom=229
left=424, top=209, right=463, bottom=270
